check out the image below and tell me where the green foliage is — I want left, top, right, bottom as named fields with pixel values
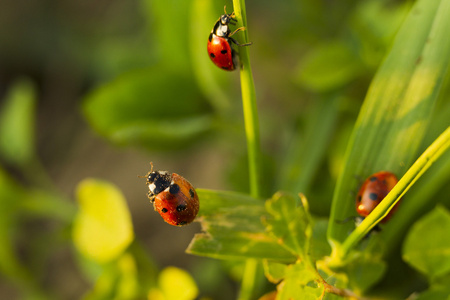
left=328, top=0, right=450, bottom=255
left=152, top=266, right=199, bottom=300
left=187, top=190, right=295, bottom=262
left=1, top=0, right=450, bottom=299
left=83, top=69, right=213, bottom=150
left=0, top=79, right=36, bottom=166
left=403, top=206, right=450, bottom=280
left=73, top=179, right=134, bottom=263
left=263, top=193, right=312, bottom=260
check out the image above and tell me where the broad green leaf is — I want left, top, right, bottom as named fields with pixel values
left=263, top=192, right=312, bottom=259
left=276, top=261, right=324, bottom=300
left=158, top=267, right=198, bottom=300
left=263, top=261, right=287, bottom=284
left=328, top=0, right=450, bottom=254
left=345, top=252, right=386, bottom=293
left=73, top=179, right=134, bottom=263
left=186, top=189, right=295, bottom=262
left=414, top=286, right=450, bottom=300
left=403, top=206, right=450, bottom=280
left=0, top=79, right=36, bottom=166
left=83, top=68, right=212, bottom=150
left=310, top=219, right=331, bottom=261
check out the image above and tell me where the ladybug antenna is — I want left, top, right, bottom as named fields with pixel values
left=138, top=162, right=154, bottom=179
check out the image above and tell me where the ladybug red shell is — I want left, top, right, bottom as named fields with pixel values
left=207, top=34, right=237, bottom=71
left=145, top=169, right=199, bottom=226
left=207, top=7, right=251, bottom=71
left=356, top=171, right=400, bottom=223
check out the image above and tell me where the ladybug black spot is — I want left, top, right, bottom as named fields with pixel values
left=189, top=188, right=195, bottom=198
left=169, top=183, right=180, bottom=195
left=177, top=204, right=187, bottom=212
left=357, top=195, right=362, bottom=202
left=369, top=176, right=378, bottom=182
left=210, top=53, right=216, bottom=58
left=161, top=208, right=168, bottom=213
left=221, top=49, right=227, bottom=54
left=369, top=193, right=378, bottom=200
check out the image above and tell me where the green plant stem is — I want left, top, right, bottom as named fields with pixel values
left=233, top=0, right=261, bottom=199
left=232, top=0, right=263, bottom=299
left=334, top=126, right=450, bottom=264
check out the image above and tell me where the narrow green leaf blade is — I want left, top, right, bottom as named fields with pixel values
left=186, top=190, right=295, bottom=262
left=0, top=79, right=36, bottom=166
left=328, top=0, right=450, bottom=250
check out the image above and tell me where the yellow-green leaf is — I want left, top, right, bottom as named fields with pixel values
left=158, top=267, right=198, bottom=300
left=73, top=179, right=134, bottom=263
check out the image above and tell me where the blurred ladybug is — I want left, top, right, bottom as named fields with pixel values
left=356, top=171, right=400, bottom=224
left=207, top=6, right=252, bottom=71
left=143, top=164, right=199, bottom=226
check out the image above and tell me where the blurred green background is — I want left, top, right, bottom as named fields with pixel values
left=2, top=0, right=449, bottom=299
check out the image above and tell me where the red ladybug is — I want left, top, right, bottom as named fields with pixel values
left=207, top=7, right=252, bottom=71
left=356, top=171, right=400, bottom=223
left=144, top=166, right=199, bottom=226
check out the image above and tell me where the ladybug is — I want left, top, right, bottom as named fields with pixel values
left=207, top=6, right=252, bottom=71
left=356, top=171, right=400, bottom=224
left=143, top=165, right=199, bottom=226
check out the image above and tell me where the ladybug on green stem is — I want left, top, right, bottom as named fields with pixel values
left=207, top=6, right=252, bottom=71
left=355, top=171, right=401, bottom=224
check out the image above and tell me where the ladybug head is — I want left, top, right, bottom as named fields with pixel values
left=220, top=6, right=236, bottom=26
left=147, top=171, right=172, bottom=195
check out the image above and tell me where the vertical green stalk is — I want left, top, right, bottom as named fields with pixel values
left=232, top=0, right=261, bottom=199
left=232, top=0, right=263, bottom=299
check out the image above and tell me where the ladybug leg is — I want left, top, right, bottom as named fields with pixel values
left=229, top=37, right=252, bottom=47
left=228, top=26, right=245, bottom=37
left=147, top=193, right=156, bottom=203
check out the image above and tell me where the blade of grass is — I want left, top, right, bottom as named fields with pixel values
left=327, top=0, right=450, bottom=260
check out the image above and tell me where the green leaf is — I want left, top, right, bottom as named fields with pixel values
left=345, top=252, right=386, bottom=293
left=328, top=0, right=450, bottom=255
left=73, top=179, right=134, bottom=263
left=83, top=68, right=213, bottom=150
left=338, top=127, right=450, bottom=261
left=263, top=192, right=312, bottom=259
left=263, top=261, right=287, bottom=284
left=278, top=97, right=339, bottom=197
left=186, top=189, right=295, bottom=262
left=158, top=267, right=199, bottom=300
left=414, top=286, right=450, bottom=300
left=295, top=41, right=364, bottom=92
left=402, top=206, right=450, bottom=280
left=0, top=79, right=36, bottom=166
left=276, top=261, right=324, bottom=300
